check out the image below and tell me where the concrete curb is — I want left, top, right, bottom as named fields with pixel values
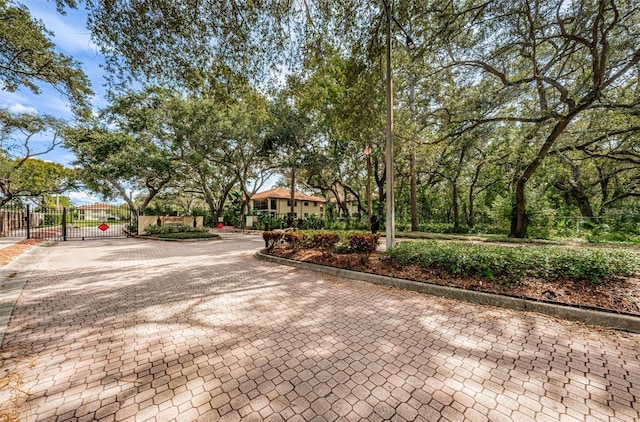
left=256, top=251, right=640, bottom=334
left=0, top=242, right=55, bottom=347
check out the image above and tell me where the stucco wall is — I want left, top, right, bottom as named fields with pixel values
left=137, top=215, right=204, bottom=234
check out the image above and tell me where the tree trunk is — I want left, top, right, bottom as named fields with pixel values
left=290, top=167, right=296, bottom=221
left=509, top=108, right=584, bottom=238
left=410, top=149, right=418, bottom=231
left=510, top=177, right=529, bottom=238
left=201, top=177, right=219, bottom=223
left=452, top=181, right=460, bottom=230
left=556, top=152, right=594, bottom=218
left=366, top=146, right=372, bottom=230
left=215, top=181, right=236, bottom=224
left=467, top=162, right=483, bottom=228
left=110, top=179, right=139, bottom=218
left=451, top=144, right=466, bottom=231
left=408, top=74, right=419, bottom=232
left=597, top=166, right=610, bottom=217
left=467, top=187, right=475, bottom=228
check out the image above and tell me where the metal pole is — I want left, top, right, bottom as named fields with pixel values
left=366, top=143, right=372, bottom=231
left=26, top=204, right=31, bottom=239
left=385, top=1, right=395, bottom=250
left=62, top=207, right=67, bottom=241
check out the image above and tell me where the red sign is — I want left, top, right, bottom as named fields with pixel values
left=98, top=223, right=109, bottom=231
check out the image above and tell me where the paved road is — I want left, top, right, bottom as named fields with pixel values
left=1, top=235, right=639, bottom=421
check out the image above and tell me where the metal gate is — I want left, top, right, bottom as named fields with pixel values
left=0, top=202, right=134, bottom=240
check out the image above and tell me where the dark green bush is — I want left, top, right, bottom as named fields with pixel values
left=263, top=231, right=283, bottom=249
left=301, top=215, right=326, bottom=230
left=386, top=240, right=640, bottom=283
left=144, top=225, right=207, bottom=235
left=42, top=214, right=62, bottom=226
left=158, top=232, right=220, bottom=239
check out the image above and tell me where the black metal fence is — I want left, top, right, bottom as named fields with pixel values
left=0, top=202, right=134, bottom=240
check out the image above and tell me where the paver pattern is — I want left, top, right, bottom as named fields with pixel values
left=1, top=235, right=639, bottom=421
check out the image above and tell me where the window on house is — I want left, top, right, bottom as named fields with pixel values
left=304, top=201, right=309, bottom=206
left=270, top=199, right=277, bottom=209
left=304, top=213, right=309, bottom=217
left=314, top=202, right=317, bottom=207
left=254, top=199, right=268, bottom=210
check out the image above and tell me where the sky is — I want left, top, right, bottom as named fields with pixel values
left=2, top=0, right=107, bottom=203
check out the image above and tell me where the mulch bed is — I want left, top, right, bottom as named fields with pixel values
left=0, top=240, right=45, bottom=267
left=266, top=246, right=640, bottom=315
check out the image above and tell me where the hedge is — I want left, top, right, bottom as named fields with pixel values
left=386, top=240, right=640, bottom=283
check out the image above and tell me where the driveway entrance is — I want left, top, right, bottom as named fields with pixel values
left=1, top=235, right=639, bottom=421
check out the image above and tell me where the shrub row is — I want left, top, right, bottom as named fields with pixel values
left=144, top=225, right=208, bottom=235
left=386, top=240, right=640, bottom=283
left=157, top=232, right=220, bottom=239
left=263, top=230, right=379, bottom=255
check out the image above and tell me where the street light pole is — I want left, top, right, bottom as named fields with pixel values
left=384, top=0, right=395, bottom=250
left=382, top=0, right=415, bottom=250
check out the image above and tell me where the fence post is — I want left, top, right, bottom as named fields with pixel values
left=26, top=204, right=31, bottom=239
left=62, top=207, right=67, bottom=241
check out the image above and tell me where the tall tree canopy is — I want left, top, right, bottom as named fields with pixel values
left=424, top=0, right=640, bottom=237
left=0, top=0, right=92, bottom=114
left=44, top=0, right=640, bottom=239
left=0, top=109, right=76, bottom=205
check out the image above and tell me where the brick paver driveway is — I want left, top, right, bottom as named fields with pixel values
left=1, top=235, right=639, bottom=421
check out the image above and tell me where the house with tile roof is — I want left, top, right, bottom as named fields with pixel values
left=330, top=194, right=361, bottom=217
left=250, top=187, right=325, bottom=220
left=78, top=203, right=115, bottom=221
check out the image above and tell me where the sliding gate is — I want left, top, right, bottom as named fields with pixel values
left=0, top=202, right=134, bottom=240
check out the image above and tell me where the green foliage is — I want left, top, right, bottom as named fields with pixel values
left=262, top=231, right=283, bottom=249
left=386, top=241, right=640, bottom=284
left=41, top=214, right=60, bottom=226
left=257, top=214, right=284, bottom=231
left=157, top=232, right=220, bottom=239
left=326, top=218, right=367, bottom=231
left=301, top=214, right=325, bottom=230
left=143, top=225, right=207, bottom=235
left=1, top=111, right=77, bottom=206
left=0, top=0, right=91, bottom=114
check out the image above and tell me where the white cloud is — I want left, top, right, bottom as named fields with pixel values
left=7, top=103, right=37, bottom=114
left=0, top=90, right=31, bottom=108
left=35, top=93, right=72, bottom=116
left=0, top=87, right=72, bottom=118
left=68, top=191, right=101, bottom=205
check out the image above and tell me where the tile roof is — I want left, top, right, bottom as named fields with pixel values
left=251, top=187, right=325, bottom=203
left=78, top=203, right=113, bottom=210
